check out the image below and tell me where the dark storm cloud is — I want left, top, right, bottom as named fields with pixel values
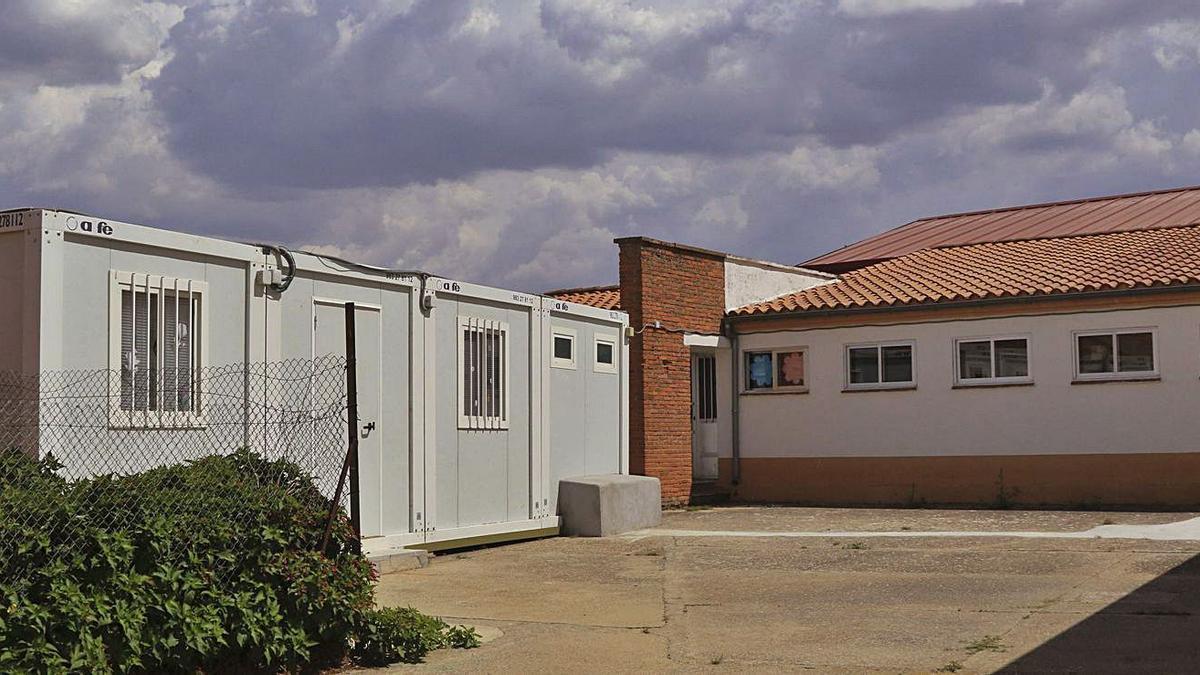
left=0, top=1, right=175, bottom=86
left=4, top=0, right=1200, bottom=294
left=150, top=0, right=1200, bottom=192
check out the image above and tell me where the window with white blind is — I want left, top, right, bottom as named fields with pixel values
left=458, top=316, right=509, bottom=430
left=109, top=272, right=207, bottom=428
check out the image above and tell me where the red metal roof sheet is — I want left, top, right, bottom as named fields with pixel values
left=805, top=185, right=1200, bottom=271
left=735, top=225, right=1200, bottom=316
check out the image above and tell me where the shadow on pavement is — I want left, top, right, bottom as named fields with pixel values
left=999, top=552, right=1200, bottom=673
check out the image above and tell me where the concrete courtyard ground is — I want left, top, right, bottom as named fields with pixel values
left=374, top=507, right=1200, bottom=673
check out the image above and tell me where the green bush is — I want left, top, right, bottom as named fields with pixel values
left=0, top=448, right=373, bottom=673
left=0, top=448, right=480, bottom=672
left=349, top=606, right=481, bottom=666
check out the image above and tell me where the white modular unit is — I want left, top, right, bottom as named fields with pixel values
left=543, top=297, right=630, bottom=512
left=0, top=208, right=629, bottom=552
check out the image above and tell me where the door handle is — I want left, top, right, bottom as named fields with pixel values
left=362, top=421, right=376, bottom=437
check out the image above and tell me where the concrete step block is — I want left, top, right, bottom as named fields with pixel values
left=367, top=548, right=433, bottom=576
left=558, top=474, right=662, bottom=537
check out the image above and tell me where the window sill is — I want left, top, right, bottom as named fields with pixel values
left=1071, top=375, right=1160, bottom=385
left=740, top=388, right=809, bottom=396
left=842, top=384, right=916, bottom=393
left=952, top=380, right=1034, bottom=389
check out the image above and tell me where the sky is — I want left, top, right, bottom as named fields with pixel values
left=3, top=0, right=1200, bottom=293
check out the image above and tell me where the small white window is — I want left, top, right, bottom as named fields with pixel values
left=551, top=327, right=576, bottom=370
left=109, top=271, right=208, bottom=428
left=955, top=336, right=1031, bottom=386
left=594, top=334, right=618, bottom=374
left=1074, top=328, right=1157, bottom=381
left=845, top=341, right=915, bottom=390
left=458, top=317, right=509, bottom=430
left=742, top=348, right=808, bottom=393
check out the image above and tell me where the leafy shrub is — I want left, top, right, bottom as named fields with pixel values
left=349, top=606, right=481, bottom=666
left=0, top=448, right=373, bottom=673
left=0, top=449, right=479, bottom=671
left=445, top=623, right=483, bottom=650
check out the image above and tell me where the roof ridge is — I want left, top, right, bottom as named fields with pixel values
left=912, top=184, right=1200, bottom=223
left=924, top=221, right=1200, bottom=253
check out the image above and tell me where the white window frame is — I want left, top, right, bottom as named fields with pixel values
left=551, top=327, right=577, bottom=370
left=953, top=334, right=1033, bottom=386
left=108, top=270, right=209, bottom=429
left=844, top=340, right=916, bottom=391
left=1072, top=327, right=1159, bottom=382
left=593, top=334, right=618, bottom=374
left=457, top=316, right=510, bottom=430
left=741, top=347, right=809, bottom=394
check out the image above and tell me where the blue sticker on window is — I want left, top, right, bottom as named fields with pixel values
left=747, top=352, right=773, bottom=389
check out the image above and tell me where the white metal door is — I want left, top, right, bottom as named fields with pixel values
left=313, top=300, right=383, bottom=537
left=691, top=352, right=719, bottom=480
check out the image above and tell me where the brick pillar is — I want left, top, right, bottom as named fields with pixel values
left=617, top=238, right=725, bottom=506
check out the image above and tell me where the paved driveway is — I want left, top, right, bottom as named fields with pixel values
left=375, top=507, right=1200, bottom=673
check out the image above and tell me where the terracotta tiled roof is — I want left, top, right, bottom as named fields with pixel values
left=805, top=184, right=1200, bottom=272
left=546, top=284, right=622, bottom=311
left=734, top=225, right=1200, bottom=316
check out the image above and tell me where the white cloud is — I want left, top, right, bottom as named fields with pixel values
left=693, top=194, right=749, bottom=231
left=1148, top=21, right=1200, bottom=70
left=1183, top=130, right=1200, bottom=155
left=1115, top=120, right=1173, bottom=159
left=837, top=0, right=1021, bottom=18
left=776, top=143, right=881, bottom=190
left=940, top=82, right=1140, bottom=156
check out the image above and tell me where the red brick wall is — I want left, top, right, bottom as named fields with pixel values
left=617, top=238, right=725, bottom=505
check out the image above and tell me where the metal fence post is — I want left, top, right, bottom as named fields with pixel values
left=319, top=303, right=363, bottom=556
left=344, top=302, right=362, bottom=553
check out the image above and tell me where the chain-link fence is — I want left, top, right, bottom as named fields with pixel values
left=0, top=355, right=352, bottom=579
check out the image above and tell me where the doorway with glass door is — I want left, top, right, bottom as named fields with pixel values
left=691, top=351, right=719, bottom=481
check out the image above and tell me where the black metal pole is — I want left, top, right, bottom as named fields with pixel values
left=344, top=302, right=362, bottom=554
left=320, top=442, right=353, bottom=554
left=318, top=303, right=363, bottom=555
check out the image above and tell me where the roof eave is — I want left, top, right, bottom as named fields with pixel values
left=726, top=282, right=1200, bottom=324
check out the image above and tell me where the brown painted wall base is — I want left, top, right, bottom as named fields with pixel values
left=718, top=454, right=1200, bottom=509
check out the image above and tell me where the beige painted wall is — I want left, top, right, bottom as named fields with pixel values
left=723, top=257, right=832, bottom=311
left=732, top=303, right=1200, bottom=459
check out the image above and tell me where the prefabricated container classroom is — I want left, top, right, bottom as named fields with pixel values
left=0, top=208, right=629, bottom=553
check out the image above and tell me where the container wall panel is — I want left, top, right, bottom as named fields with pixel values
left=547, top=311, right=623, bottom=512
left=278, top=272, right=414, bottom=538
left=432, top=295, right=533, bottom=531
left=42, top=235, right=253, bottom=479
left=60, top=236, right=249, bottom=371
